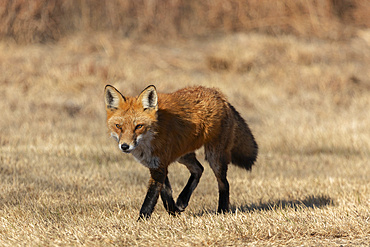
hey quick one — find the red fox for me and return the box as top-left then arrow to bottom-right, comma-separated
104,85 -> 258,219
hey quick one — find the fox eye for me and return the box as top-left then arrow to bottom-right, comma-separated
135,124 -> 144,130
116,124 -> 122,129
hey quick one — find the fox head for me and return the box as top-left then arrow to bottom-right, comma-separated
104,85 -> 158,153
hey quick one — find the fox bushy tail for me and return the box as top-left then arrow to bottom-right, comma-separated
229,103 -> 258,170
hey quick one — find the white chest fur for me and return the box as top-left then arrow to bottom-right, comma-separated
131,131 -> 160,169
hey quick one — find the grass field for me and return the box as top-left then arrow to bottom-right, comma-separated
0,30 -> 369,246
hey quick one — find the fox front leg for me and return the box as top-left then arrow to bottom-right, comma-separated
138,168 -> 166,220
160,176 -> 182,216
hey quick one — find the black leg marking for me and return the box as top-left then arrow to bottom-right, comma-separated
205,144 -> 231,214
138,168 -> 166,220
160,176 -> 181,216
176,153 -> 204,212
217,177 -> 230,213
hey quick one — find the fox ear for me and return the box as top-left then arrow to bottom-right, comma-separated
138,85 -> 158,110
104,85 -> 125,110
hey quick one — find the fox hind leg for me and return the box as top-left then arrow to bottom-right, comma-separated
176,152 -> 204,212
205,144 -> 231,213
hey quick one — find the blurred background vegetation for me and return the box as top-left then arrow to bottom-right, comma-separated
1,0 -> 369,43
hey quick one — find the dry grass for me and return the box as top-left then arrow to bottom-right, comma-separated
0,30 -> 369,246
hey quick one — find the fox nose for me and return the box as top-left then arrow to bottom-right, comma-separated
120,143 -> 130,151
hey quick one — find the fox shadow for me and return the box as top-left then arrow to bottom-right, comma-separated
192,194 -> 333,217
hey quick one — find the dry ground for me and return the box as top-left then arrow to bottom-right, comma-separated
0,31 -> 369,246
